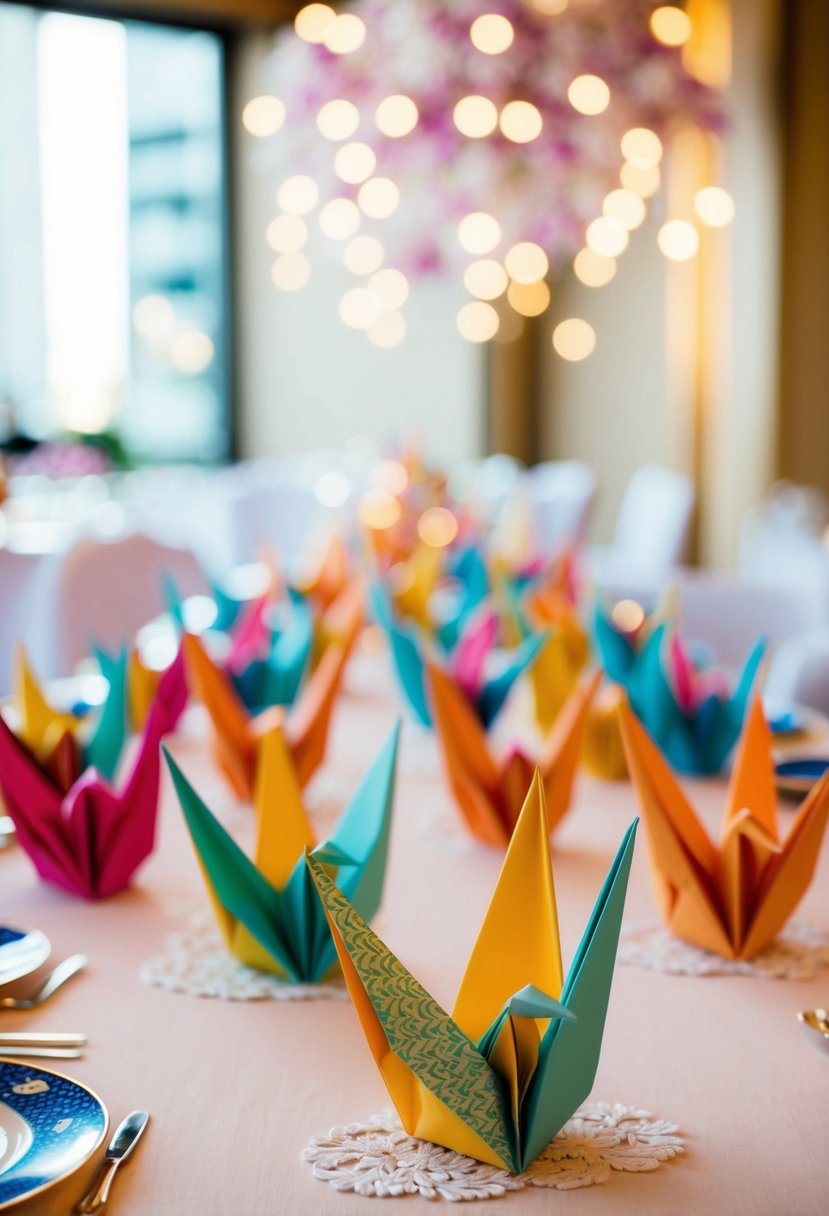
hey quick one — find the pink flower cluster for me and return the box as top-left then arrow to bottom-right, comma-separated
259,0 -> 724,277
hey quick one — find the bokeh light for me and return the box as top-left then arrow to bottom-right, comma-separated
316,98 -> 360,140
504,241 -> 549,284
277,175 -> 319,215
506,279 -> 550,316
315,470 -> 351,507
611,598 -> 646,632
373,460 -> 409,495
657,219 -> 700,260
602,188 -> 646,230
374,94 -> 418,137
367,310 -> 406,348
552,318 -> 596,360
171,330 -> 214,373
368,268 -> 410,309
133,294 -> 174,339
457,300 -> 500,342
620,127 -> 663,167
359,490 -> 402,530
463,259 -> 508,300
469,14 -> 514,55
418,506 -> 459,547
649,6 -> 693,47
586,217 -> 629,257
319,197 -> 361,239
294,4 -> 336,44
266,214 -> 308,253
621,161 -> 661,198
324,12 -> 366,54
453,95 -> 498,138
573,247 -> 617,287
242,96 -> 285,137
334,141 -> 376,184
343,234 -> 384,275
499,100 -> 543,143
530,0 -> 568,12
339,287 -> 381,329
357,177 -> 400,218
695,186 -> 735,227
457,212 -> 501,255
567,74 -> 610,116
271,252 -> 311,291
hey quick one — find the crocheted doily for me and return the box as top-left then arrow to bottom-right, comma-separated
303,1104 -> 684,1200
618,918 -> 829,980
140,910 -> 347,1002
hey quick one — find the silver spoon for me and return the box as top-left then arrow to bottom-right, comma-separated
0,953 -> 87,1010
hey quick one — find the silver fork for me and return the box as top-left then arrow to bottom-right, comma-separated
0,954 -> 87,1010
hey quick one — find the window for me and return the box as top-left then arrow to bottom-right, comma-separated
0,4 -> 229,462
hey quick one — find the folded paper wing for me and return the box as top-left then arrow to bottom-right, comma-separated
183,632 -> 348,799
428,662 -> 600,846
229,588 -> 314,713
164,722 -> 399,982
0,702 -> 164,899
620,698 -> 829,959
307,773 -> 636,1172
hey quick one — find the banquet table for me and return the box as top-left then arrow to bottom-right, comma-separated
2,651 -> 828,1215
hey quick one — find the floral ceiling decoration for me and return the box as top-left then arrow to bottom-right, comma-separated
244,1 -> 728,351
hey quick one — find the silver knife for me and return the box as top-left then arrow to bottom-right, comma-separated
76,1110 -> 150,1214
0,1032 -> 87,1047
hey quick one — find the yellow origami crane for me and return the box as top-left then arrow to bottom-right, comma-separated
307,772 -> 637,1172
620,698 -> 829,960
183,632 -> 348,801
427,662 -> 600,846
13,646 -> 82,761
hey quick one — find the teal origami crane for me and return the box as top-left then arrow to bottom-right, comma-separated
594,607 -> 765,774
371,583 -> 545,729
163,722 -> 399,983
307,771 -> 637,1172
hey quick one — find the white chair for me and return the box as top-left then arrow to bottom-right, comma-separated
765,628 -> 829,717
612,464 -> 695,569
527,460 -> 597,557
53,533 -> 207,672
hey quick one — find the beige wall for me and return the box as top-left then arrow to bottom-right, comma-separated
232,34 -> 486,466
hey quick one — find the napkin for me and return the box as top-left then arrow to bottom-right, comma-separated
183,633 -> 347,800
594,609 -> 764,774
428,663 -> 600,847
0,697 -> 166,899
307,772 -> 637,1172
165,723 -> 399,981
620,698 -> 829,959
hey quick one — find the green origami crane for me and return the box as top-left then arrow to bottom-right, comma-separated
163,721 -> 399,983
307,772 -> 637,1172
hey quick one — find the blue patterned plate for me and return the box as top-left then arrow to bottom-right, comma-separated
0,1061 -> 108,1210
0,928 -> 50,988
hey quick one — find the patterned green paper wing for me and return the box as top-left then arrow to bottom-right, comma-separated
306,853 -> 515,1169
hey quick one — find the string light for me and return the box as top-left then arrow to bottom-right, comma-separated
374,94 -> 418,137
499,101 -> 543,143
316,99 -> 360,140
334,141 -> 376,184
277,175 -> 319,214
573,247 -> 617,287
621,161 -> 661,198
695,186 -> 735,226
319,197 -> 361,239
620,128 -> 663,167
457,300 -> 500,342
367,310 -> 406,348
324,13 -> 366,54
552,318 -> 596,360
266,214 -> 308,253
418,506 -> 459,547
567,75 -> 610,116
457,212 -> 501,255
358,177 -> 400,218
373,460 -> 409,494
504,241 -> 549,284
463,259 -> 508,300
453,95 -> 498,139
602,188 -> 646,230
271,252 -> 311,291
506,279 -> 550,316
242,96 -> 285,137
657,219 -> 699,260
586,217 -> 629,257
469,14 -> 514,55
339,287 -> 381,329
359,490 -> 402,529
343,234 -> 384,275
294,4 -> 336,44
368,268 -> 410,309
649,6 -> 693,47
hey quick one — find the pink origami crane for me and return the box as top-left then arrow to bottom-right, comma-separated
0,700 -> 166,900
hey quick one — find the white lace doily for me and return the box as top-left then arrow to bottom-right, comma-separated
619,918 -> 829,979
303,1104 -> 684,1200
140,910 -> 348,1001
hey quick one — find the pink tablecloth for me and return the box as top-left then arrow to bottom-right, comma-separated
3,663 -> 828,1215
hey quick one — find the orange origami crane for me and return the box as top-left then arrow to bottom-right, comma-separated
296,533 -> 366,667
183,632 -> 348,801
620,698 -> 829,960
427,663 -> 600,847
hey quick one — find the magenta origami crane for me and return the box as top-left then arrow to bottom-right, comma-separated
0,698 -> 168,900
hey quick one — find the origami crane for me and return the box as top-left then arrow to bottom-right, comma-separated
164,723 -> 399,981
123,645 -> 189,735
427,663 -> 600,847
0,696 -> 167,900
225,587 -> 314,713
594,608 -> 765,774
14,645 -> 129,783
307,772 -> 637,1172
620,698 -> 829,959
371,584 -> 545,730
183,632 -> 348,800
